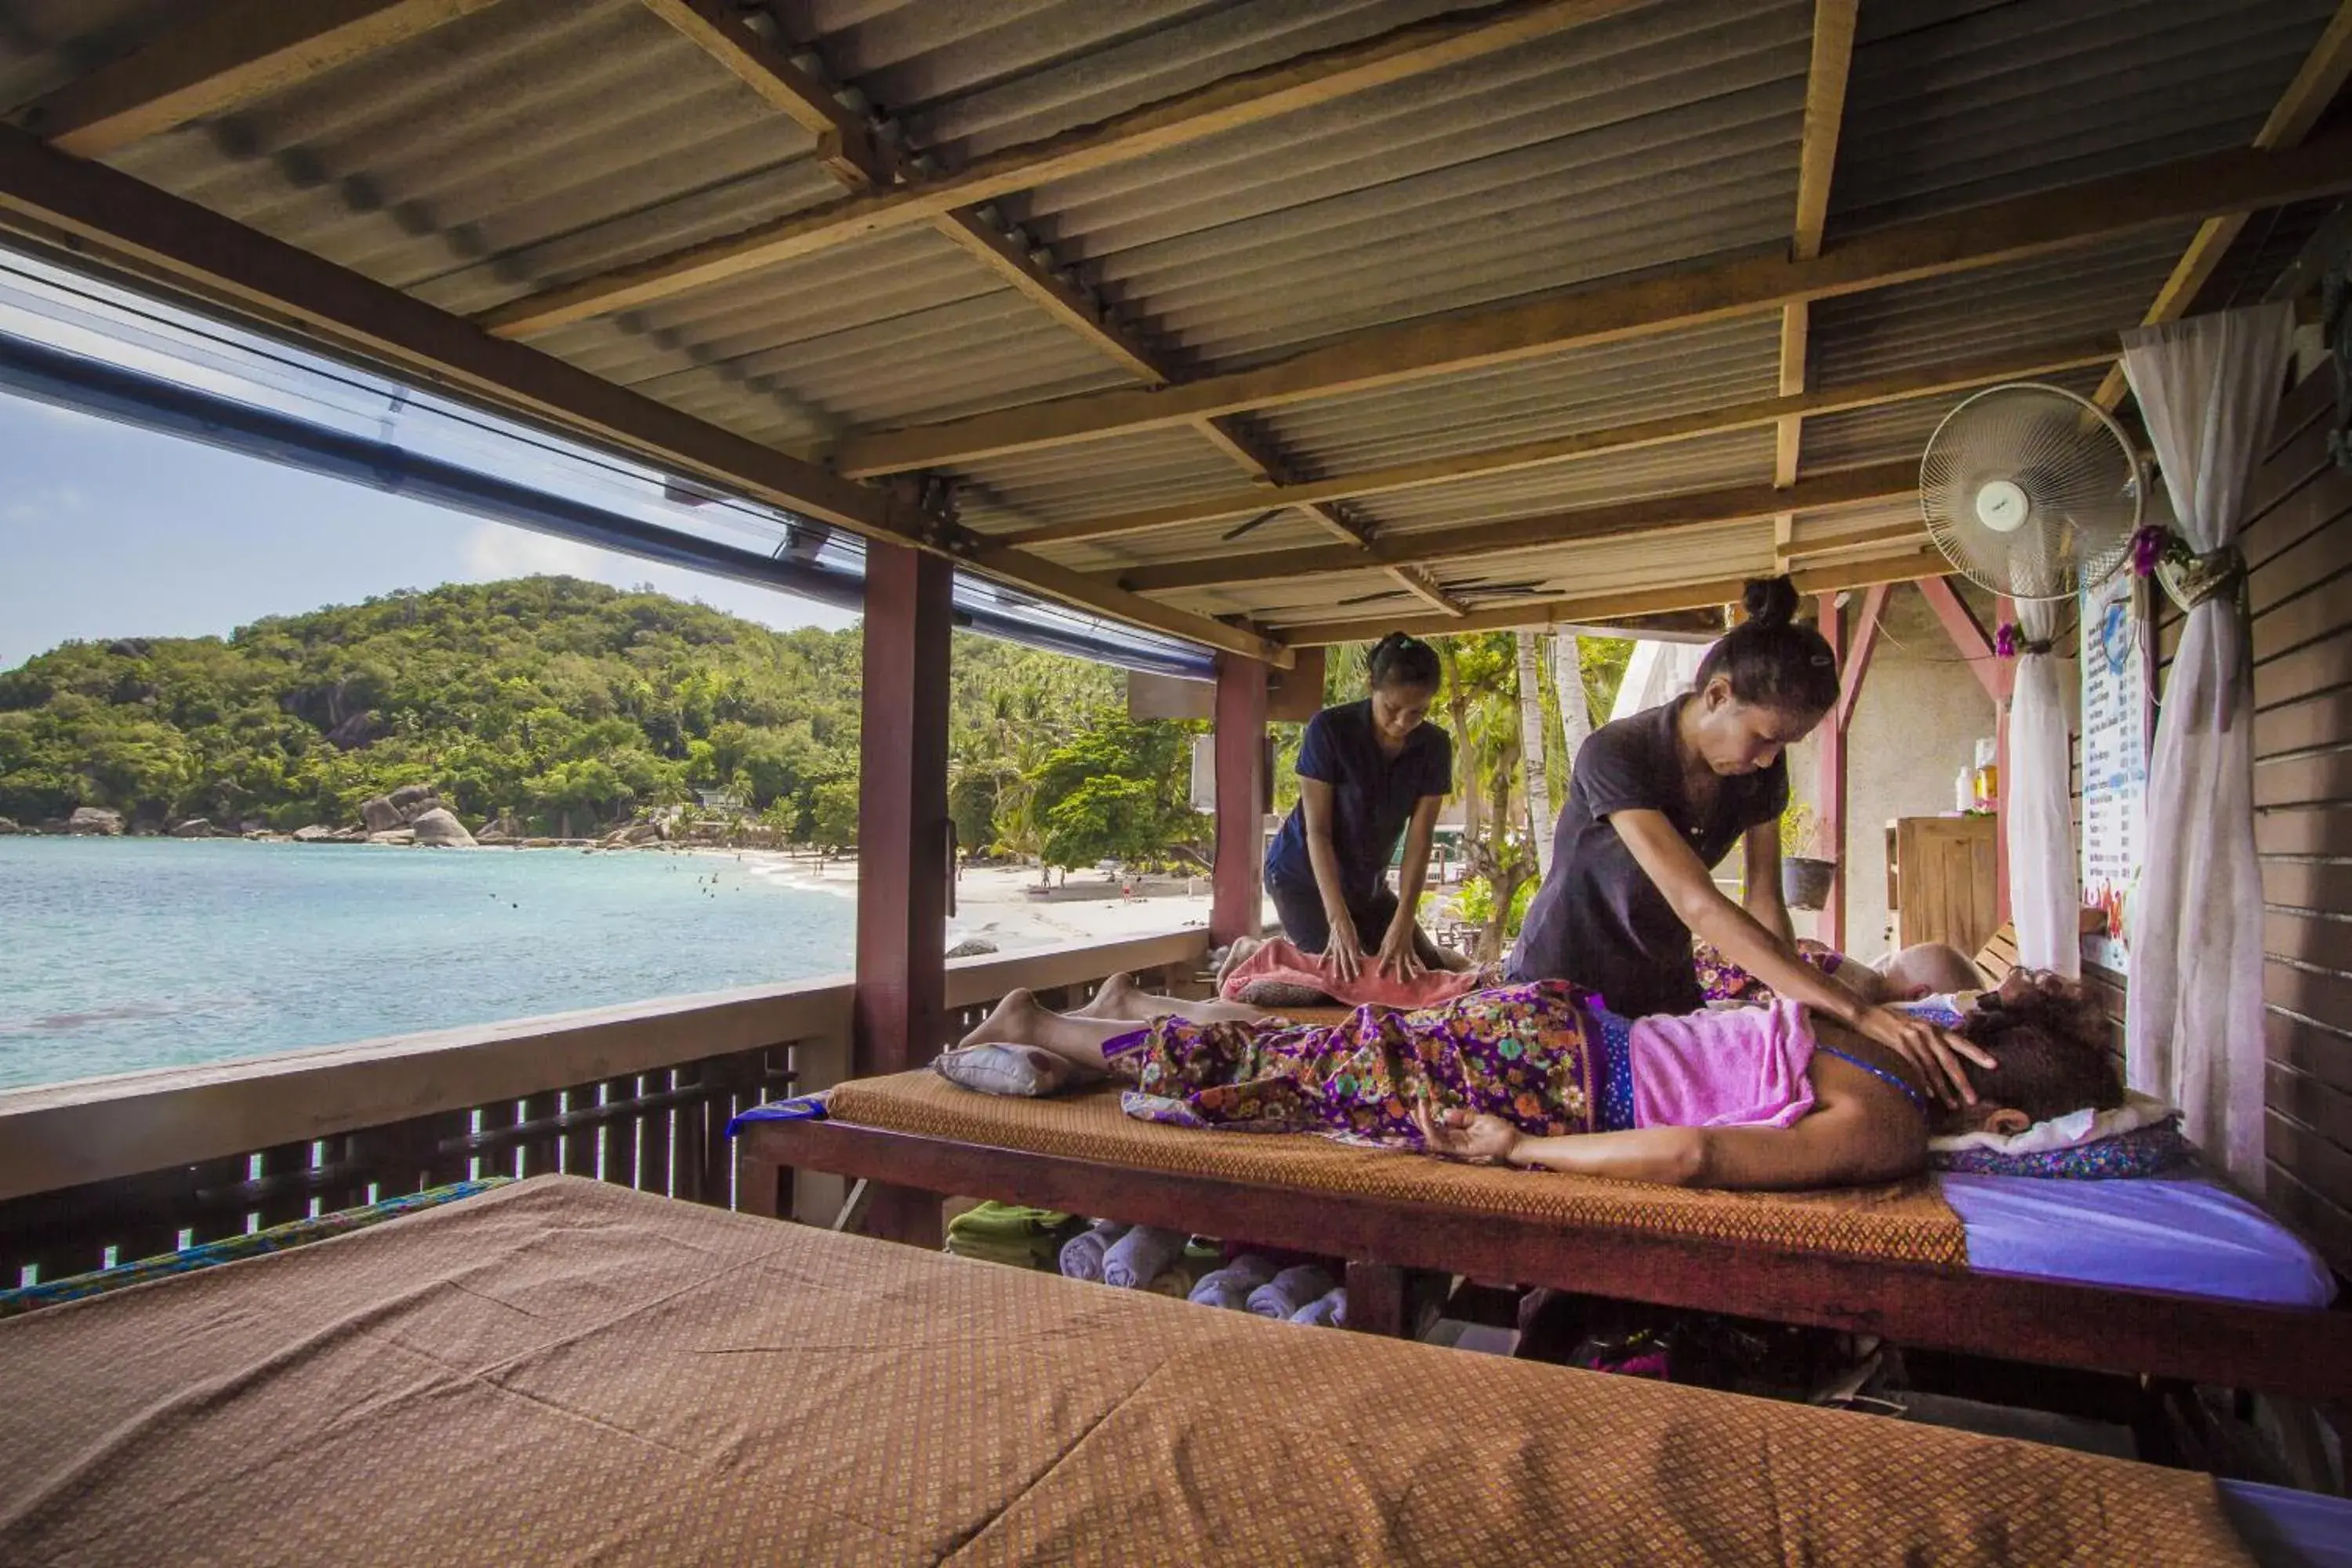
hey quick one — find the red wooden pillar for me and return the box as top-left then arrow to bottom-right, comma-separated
1210,653 -> 1269,949
1817,594 -> 1846,950
854,540 -> 952,1247
1818,584 -> 1889,953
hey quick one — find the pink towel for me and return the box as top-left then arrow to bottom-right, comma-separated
1629,999 -> 1819,1131
1219,938 -> 1485,1010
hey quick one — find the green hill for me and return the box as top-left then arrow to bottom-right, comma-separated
0,576 -> 1199,860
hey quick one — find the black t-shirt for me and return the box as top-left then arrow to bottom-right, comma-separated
1263,700 -> 1453,904
1506,697 -> 1788,1017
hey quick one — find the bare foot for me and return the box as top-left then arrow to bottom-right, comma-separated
1078,972 -> 1139,1018
1215,936 -> 1262,987
959,988 -> 1043,1050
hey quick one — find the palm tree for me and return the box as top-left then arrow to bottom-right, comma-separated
1515,631 -> 1555,876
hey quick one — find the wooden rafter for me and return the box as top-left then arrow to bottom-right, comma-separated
1776,0 -> 1859,493
1274,550 -> 1949,645
1187,416 -> 1372,546
640,0 -> 894,188
2093,0 -> 2352,408
1386,565 -> 1467,618
829,131 -> 2352,476
931,209 -> 1173,387
0,124 -> 1288,667
1087,461 -> 1915,596
477,0 -> 1646,337
989,338 -> 2115,550
6,0 -> 500,158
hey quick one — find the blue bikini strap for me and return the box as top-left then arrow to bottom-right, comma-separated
1814,1044 -> 1929,1111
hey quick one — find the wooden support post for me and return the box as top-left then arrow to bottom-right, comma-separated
1993,594 -> 2016,926
1211,654 -> 1270,949
1918,576 -> 2016,927
1817,593 -> 1846,949
854,542 -> 953,1247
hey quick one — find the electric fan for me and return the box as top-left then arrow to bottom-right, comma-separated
1918,383 -> 2143,601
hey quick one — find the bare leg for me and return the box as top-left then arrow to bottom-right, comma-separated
1085,972 -> 1269,1025
958,989 -> 1144,1074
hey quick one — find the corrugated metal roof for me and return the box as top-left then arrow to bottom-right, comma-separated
103,1 -> 844,307
1008,0 -> 1809,368
1254,314 -> 1784,477
1798,364 -> 2111,472
1353,426 -> 1778,533
1808,226 -> 2198,385
0,0 -> 2337,647
1832,0 -> 2340,234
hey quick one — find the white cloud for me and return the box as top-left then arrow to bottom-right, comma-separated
462,521 -> 611,579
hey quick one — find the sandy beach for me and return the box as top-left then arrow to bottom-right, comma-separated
683,849 -> 1232,953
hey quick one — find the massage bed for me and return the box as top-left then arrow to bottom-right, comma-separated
0,1173 -> 2335,1566
735,1072 -> 2349,1409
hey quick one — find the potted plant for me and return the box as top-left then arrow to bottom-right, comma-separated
1778,804 -> 1836,912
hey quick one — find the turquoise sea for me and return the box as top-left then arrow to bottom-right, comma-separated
0,837 -> 859,1091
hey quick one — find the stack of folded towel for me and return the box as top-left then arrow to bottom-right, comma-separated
1247,1265 -> 1336,1321
942,1202 -> 1078,1270
1183,1256 -> 1347,1327
1288,1287 -> 1347,1328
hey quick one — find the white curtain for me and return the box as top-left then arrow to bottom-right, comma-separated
2121,303 -> 2295,1192
2006,595 -> 2078,977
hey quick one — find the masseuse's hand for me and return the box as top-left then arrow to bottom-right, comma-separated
1855,1004 -> 1994,1108
1414,1105 -> 1519,1165
1374,922 -> 1425,982
1322,919 -> 1366,983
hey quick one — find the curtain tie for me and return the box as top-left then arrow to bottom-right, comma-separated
2133,526 -> 2246,611
1994,623 -> 2053,659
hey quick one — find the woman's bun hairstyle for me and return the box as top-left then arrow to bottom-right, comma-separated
1693,576 -> 1840,717
1740,575 -> 1800,630
1367,630 -> 1442,691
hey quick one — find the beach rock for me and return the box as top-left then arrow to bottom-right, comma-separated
945,938 -> 999,960
388,783 -> 437,818
408,807 -> 476,848
359,795 -> 404,833
0,817 -> 16,835
169,818 -> 213,838
367,828 -> 416,846
290,825 -> 336,843
66,807 -> 124,836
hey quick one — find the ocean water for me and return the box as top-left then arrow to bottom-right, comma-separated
0,837 -> 861,1090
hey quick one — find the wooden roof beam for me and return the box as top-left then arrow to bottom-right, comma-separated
932,209 -> 1173,387
989,338 -> 2115,550
5,0 -> 502,158
1776,0 -> 1860,493
640,0 -> 895,188
0,124 -> 1287,668
1386,565 -> 1468,618
830,131 -> 2352,477
477,0 -> 1646,338
2093,0 -> 2352,408
1187,415 -> 1373,547
1085,462 -> 1915,596
1274,550 -> 1950,645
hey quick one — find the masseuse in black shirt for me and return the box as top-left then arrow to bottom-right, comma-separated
1508,578 -> 1989,1105
1263,633 -> 1457,982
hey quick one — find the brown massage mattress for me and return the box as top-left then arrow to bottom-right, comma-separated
0,1176 -> 2247,1564
827,1071 -> 1968,1266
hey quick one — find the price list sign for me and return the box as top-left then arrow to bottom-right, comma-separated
2078,569 -> 2148,973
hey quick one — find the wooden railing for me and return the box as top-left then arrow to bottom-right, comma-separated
0,929 -> 1208,1285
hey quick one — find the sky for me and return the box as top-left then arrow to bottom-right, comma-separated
0,394 -> 861,671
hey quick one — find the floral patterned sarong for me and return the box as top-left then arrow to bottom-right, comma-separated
1112,982 -> 1633,1149
1693,938 -> 1846,1004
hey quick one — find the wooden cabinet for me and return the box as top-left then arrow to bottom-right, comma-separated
1885,815 -> 1998,955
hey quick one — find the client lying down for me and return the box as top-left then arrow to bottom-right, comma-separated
955,970 -> 2121,1191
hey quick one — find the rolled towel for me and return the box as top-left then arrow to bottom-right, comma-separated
1247,1264 -> 1336,1320
1186,1254 -> 1275,1311
1288,1287 -> 1347,1328
1058,1219 -> 1128,1283
1141,1269 -> 1192,1300
1101,1224 -> 1186,1290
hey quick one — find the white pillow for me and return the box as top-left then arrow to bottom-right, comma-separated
1928,1090 -> 2176,1156
931,1044 -> 1093,1097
